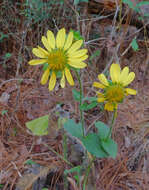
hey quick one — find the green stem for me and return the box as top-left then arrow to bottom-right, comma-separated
63,133 -> 68,190
106,109 -> 117,140
83,156 -> 96,190
75,70 -> 85,137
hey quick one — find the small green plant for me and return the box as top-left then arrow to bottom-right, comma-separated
1,110 -> 8,116
131,37 -> 139,51
122,0 -> 149,20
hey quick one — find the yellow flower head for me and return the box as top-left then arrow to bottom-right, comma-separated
93,63 -> 137,111
28,28 -> 88,91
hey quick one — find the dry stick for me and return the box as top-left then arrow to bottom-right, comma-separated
0,78 -> 34,89
14,25 -> 29,113
119,8 -> 133,54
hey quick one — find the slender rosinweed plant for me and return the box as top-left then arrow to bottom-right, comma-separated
26,28 -> 137,189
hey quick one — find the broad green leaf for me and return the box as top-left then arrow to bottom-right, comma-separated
80,102 -> 88,110
64,119 -> 83,139
95,121 -> 110,140
26,115 -> 49,136
80,101 -> 98,111
72,89 -> 81,102
82,133 -> 108,158
131,37 -> 139,51
101,138 -> 117,158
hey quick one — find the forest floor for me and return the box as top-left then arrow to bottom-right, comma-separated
0,0 -> 149,190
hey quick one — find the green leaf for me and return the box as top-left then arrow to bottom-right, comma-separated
74,0 -> 88,4
95,121 -> 110,140
80,0 -> 88,2
26,115 -> 49,136
80,101 -> 98,111
101,138 -> 117,158
64,119 -> 83,139
0,184 -> 4,188
72,89 -> 81,102
42,63 -> 49,71
136,1 -> 149,7
25,159 -> 37,165
122,0 -> 140,12
74,0 -> 80,5
83,97 -> 97,101
64,165 -> 82,175
1,110 -> 8,116
82,133 -> 108,158
70,30 -> 84,40
4,53 -> 12,59
131,37 -> 139,51
56,71 -> 62,78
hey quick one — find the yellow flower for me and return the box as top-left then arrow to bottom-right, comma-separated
93,63 -> 137,111
29,28 -> 88,91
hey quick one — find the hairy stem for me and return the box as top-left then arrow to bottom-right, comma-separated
75,70 -> 85,137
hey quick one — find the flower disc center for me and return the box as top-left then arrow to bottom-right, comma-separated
105,84 -> 124,103
47,49 -> 67,71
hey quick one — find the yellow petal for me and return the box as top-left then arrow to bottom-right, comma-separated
60,71 -> 65,88
47,30 -> 55,49
28,59 -> 47,65
125,88 -> 137,95
110,63 -> 121,83
42,36 -> 51,52
49,72 -> 56,91
122,72 -> 135,86
119,66 -> 129,83
68,61 -> 87,68
56,28 -> 66,48
93,82 -> 105,89
69,55 -> 88,63
67,40 -> 83,54
69,49 -> 88,58
97,97 -> 105,103
37,46 -> 49,56
98,74 -> 109,86
104,102 -> 115,111
63,31 -> 73,50
32,48 -> 47,58
97,92 -> 104,97
64,68 -> 74,86
41,68 -> 50,85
